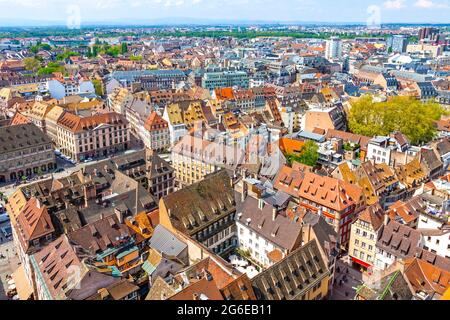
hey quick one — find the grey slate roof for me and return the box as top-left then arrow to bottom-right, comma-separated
149,224 -> 187,257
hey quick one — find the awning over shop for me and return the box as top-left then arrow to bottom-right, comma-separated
11,265 -> 33,300
351,256 -> 371,269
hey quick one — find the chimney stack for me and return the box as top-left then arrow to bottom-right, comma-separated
241,181 -> 248,202
115,208 -> 124,224
272,206 -> 277,221
258,199 -> 264,210
383,213 -> 390,226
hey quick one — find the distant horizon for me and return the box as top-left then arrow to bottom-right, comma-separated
0,18 -> 449,29
0,0 -> 450,27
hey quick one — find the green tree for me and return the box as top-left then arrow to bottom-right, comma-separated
23,57 -> 41,73
121,42 -> 128,54
56,51 -> 79,61
286,141 -> 319,167
92,79 -> 104,96
349,95 -> 447,145
37,62 -> 65,75
130,55 -> 142,61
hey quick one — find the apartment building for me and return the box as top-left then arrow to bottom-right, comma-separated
45,78 -> 95,100
236,194 -> 303,268
146,149 -> 175,200
0,123 -> 56,183
251,239 -> 330,300
171,134 -> 245,187
297,172 -> 366,248
55,112 -> 130,162
10,198 -> 56,294
202,70 -> 249,90
110,70 -> 187,90
159,170 -> 237,255
367,136 -> 402,165
23,101 -> 53,133
349,203 -> 385,270
142,111 -> 170,152
44,105 -> 65,143
303,105 -> 347,132
374,219 -> 422,270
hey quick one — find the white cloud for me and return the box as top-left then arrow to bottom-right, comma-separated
383,0 -> 407,9
414,0 -> 449,8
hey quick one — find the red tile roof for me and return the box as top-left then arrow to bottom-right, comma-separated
144,111 -> 168,131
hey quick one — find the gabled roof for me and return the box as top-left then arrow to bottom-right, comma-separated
0,123 -> 52,153
144,111 -> 168,131
404,258 -> 450,297
387,196 -> 425,225
358,203 -> 385,231
32,235 -> 84,299
251,240 -> 329,300
220,274 -> 256,300
273,165 -> 306,197
298,172 -> 363,212
162,170 -> 235,236
376,220 -> 421,259
237,197 -> 302,251
169,278 -> 223,300
68,215 -> 130,255
17,198 -> 54,245
57,112 -> 127,133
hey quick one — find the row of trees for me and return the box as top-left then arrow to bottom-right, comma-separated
348,95 -> 447,145
87,42 -> 128,58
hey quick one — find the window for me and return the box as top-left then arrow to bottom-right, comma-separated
361,242 -> 366,249
355,239 -> 359,246
356,228 -> 360,235
353,249 -> 358,256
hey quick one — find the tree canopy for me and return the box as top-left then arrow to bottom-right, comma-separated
37,62 -> 65,75
92,79 -> 104,96
286,140 -> 319,167
29,43 -> 51,53
56,51 -> 79,61
348,95 -> 447,146
23,57 -> 41,73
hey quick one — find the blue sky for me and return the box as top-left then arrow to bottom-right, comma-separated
0,0 -> 449,24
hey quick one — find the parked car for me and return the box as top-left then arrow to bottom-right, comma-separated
1,226 -> 12,238
0,213 -> 9,223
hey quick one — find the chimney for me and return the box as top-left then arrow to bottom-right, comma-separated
192,293 -> 199,300
258,199 -> 264,210
272,206 -> 277,221
241,181 -> 248,202
36,199 -> 41,209
383,213 -> 389,226
168,208 -> 172,218
97,288 -> 110,300
115,208 -> 124,224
